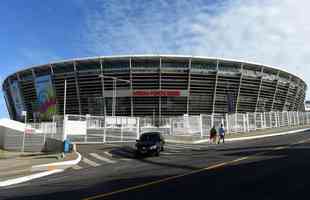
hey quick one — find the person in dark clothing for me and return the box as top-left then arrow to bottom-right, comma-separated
209,126 -> 217,144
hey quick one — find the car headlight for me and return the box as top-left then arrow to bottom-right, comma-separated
150,145 -> 157,150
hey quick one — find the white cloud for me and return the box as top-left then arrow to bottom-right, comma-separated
84,0 -> 310,98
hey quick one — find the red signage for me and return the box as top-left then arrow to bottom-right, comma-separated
133,90 -> 181,97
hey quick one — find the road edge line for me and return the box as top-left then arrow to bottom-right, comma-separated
0,169 -> 64,187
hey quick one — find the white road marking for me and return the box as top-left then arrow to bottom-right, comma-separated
90,153 -> 116,164
83,157 -> 101,167
0,169 -> 64,187
72,165 -> 83,170
104,151 -> 113,157
161,152 -> 174,155
273,146 -> 287,150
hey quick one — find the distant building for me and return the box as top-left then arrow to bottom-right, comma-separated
2,55 -> 307,121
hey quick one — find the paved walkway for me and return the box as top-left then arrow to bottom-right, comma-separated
0,151 -> 78,182
225,125 -> 310,139
165,125 -> 310,143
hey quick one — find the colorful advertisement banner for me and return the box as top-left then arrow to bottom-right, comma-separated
35,75 -> 57,120
9,81 -> 24,120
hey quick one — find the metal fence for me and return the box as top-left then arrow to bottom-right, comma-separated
5,111 -> 310,151
140,111 -> 310,138
62,115 -> 140,143
0,120 -> 62,152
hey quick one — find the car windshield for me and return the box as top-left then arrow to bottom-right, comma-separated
140,133 -> 160,141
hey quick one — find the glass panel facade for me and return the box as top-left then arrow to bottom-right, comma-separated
77,61 -> 100,71
132,60 -> 159,68
162,60 -> 188,68
103,60 -> 129,69
191,60 -> 217,70
218,62 -> 240,72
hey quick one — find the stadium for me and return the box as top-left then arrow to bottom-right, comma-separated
2,55 -> 307,122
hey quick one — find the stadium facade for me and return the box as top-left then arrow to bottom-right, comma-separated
2,55 -> 307,122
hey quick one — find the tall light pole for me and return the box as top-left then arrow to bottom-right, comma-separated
63,79 -> 67,141
99,73 -> 107,117
98,74 -> 130,117
112,78 -> 116,117
21,110 -> 27,153
64,79 -> 67,116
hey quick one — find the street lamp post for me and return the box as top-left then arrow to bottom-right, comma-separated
112,78 -> 116,117
98,74 -> 131,117
21,110 -> 27,153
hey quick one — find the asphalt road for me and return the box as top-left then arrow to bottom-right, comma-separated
1,130 -> 310,200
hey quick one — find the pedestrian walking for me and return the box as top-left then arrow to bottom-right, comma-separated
209,126 -> 217,144
218,124 -> 225,144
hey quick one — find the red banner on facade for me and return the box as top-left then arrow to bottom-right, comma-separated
133,90 -> 181,97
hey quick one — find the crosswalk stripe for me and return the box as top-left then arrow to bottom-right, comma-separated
161,152 -> 175,155
89,153 -> 116,164
103,151 -> 113,157
83,157 -> 101,167
72,165 -> 83,170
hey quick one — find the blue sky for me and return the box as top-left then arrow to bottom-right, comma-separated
0,0 -> 309,118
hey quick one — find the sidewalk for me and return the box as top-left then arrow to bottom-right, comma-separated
0,151 -> 81,187
165,125 -> 310,144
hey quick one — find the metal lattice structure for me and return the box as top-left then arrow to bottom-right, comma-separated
2,55 -> 307,122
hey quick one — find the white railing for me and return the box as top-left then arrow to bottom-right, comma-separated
63,115 -> 140,143
22,111 -> 310,147
140,111 -> 310,138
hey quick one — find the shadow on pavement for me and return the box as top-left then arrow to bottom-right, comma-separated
3,143 -> 310,200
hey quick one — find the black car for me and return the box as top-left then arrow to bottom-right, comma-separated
135,132 -> 165,156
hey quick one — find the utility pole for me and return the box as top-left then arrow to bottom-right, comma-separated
98,74 -> 130,117
64,79 -> 67,116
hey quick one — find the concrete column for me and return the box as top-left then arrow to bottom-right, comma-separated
212,60 -> 219,114
255,67 -> 264,112
235,63 -> 243,113
73,62 -> 82,115
186,58 -> 192,115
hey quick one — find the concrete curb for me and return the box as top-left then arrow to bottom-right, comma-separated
31,152 -> 82,172
0,152 -> 81,187
166,128 -> 310,144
